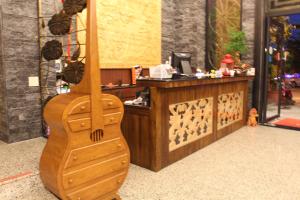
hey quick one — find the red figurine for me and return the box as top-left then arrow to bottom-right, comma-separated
220,54 -> 234,76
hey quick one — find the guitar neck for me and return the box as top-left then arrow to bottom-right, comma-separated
71,0 -> 104,130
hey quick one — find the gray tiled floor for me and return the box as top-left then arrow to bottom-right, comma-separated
1,126 -> 300,200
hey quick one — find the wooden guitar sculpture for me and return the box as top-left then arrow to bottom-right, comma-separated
40,0 -> 130,199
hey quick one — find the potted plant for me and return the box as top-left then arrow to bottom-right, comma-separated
224,30 -> 248,66
224,30 -> 250,75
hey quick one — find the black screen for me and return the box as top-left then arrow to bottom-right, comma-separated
171,52 -> 192,74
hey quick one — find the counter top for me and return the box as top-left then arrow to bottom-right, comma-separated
137,76 -> 254,88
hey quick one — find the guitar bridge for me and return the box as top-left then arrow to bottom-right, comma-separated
90,129 -> 104,142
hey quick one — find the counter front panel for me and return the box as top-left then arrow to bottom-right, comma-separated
122,76 -> 253,171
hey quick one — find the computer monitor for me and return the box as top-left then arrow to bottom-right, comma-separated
171,52 -> 193,75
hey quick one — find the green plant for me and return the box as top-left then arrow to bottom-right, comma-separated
225,30 -> 248,55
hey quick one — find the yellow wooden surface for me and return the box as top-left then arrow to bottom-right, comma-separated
77,0 -> 162,68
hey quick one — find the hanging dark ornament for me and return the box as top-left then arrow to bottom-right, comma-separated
63,0 -> 87,16
71,43 -> 81,61
62,61 -> 84,84
41,40 -> 63,61
48,12 -> 71,35
41,18 -> 46,29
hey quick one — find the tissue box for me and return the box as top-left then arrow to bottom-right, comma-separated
149,64 -> 173,79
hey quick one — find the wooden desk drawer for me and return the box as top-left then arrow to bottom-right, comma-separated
67,112 -> 122,132
68,101 -> 90,115
103,113 -> 122,126
68,118 -> 91,132
63,154 -> 128,189
67,98 -> 120,117
102,98 -> 121,110
65,138 -> 126,169
66,172 -> 126,200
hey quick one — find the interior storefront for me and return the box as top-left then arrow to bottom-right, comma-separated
1,0 -> 300,199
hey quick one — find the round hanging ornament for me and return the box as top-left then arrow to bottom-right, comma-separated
62,61 -> 84,84
63,0 -> 87,16
48,12 -> 71,35
41,40 -> 63,61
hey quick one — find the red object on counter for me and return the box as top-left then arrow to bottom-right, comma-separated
222,54 -> 234,64
220,54 -> 234,73
131,68 -> 136,85
223,69 -> 231,76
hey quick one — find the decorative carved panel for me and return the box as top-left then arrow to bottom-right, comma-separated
169,98 -> 213,152
218,91 -> 244,130
206,0 -> 241,69
269,0 -> 300,11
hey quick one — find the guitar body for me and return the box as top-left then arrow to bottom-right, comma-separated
40,93 -> 129,200
40,1 -> 130,199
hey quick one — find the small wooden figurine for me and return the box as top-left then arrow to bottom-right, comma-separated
247,108 -> 258,127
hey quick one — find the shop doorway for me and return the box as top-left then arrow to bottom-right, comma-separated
263,14 -> 300,130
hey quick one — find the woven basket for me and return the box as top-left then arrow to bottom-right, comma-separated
41,40 -> 63,61
62,61 -> 85,84
48,12 -> 71,35
63,0 -> 87,16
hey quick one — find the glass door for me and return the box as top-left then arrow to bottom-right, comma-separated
263,16 -> 285,122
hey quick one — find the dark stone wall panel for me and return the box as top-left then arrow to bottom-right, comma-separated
242,0 -> 256,107
162,0 -> 176,63
1,0 -> 38,18
242,0 -> 255,66
4,60 -> 39,94
0,4 -> 8,141
0,0 -> 41,143
174,0 -> 206,69
2,14 -> 39,43
2,40 -> 39,62
6,105 -> 42,143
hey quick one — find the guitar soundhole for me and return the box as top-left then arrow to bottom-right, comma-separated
90,129 -> 104,142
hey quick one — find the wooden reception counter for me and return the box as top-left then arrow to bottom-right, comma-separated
121,76 -> 254,171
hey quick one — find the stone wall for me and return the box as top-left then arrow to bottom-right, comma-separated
0,3 -> 8,142
161,0 -> 176,63
161,0 -> 206,68
0,1 -> 42,143
174,0 -> 206,69
242,0 -> 256,108
0,0 -> 75,143
242,0 -> 255,66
